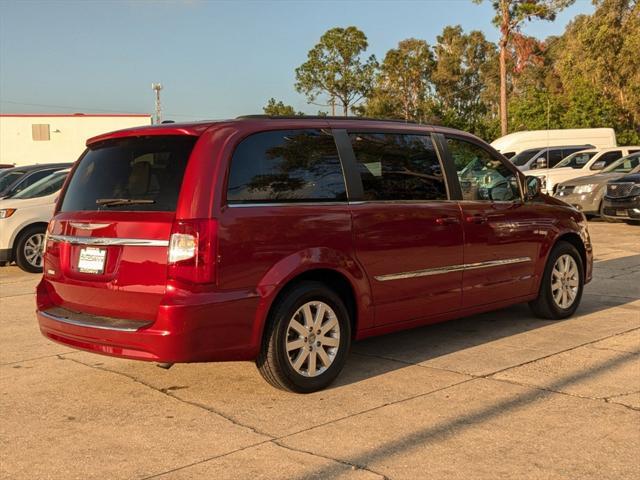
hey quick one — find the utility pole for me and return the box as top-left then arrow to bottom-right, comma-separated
151,83 -> 163,124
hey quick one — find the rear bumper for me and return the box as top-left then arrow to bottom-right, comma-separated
36,280 -> 263,363
602,196 -> 640,221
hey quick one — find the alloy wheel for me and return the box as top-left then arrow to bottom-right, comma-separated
285,301 -> 341,377
24,233 -> 45,268
551,254 -> 579,309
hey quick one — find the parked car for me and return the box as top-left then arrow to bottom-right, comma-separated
510,145 -> 593,171
602,171 -> 640,225
0,169 -> 69,272
554,153 -> 640,218
491,128 -> 616,158
0,163 -> 73,199
0,163 -> 15,169
528,146 -> 640,195
36,117 -> 593,393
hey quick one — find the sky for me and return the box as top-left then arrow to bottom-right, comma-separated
0,0 -> 595,120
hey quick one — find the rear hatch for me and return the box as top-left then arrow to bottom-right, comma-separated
42,135 -> 198,321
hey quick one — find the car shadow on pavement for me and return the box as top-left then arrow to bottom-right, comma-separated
288,348 -> 638,480
335,254 -> 640,389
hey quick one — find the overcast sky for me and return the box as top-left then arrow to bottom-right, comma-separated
0,0 -> 594,120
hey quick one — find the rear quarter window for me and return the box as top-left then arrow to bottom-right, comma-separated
227,129 -> 346,204
60,136 -> 196,212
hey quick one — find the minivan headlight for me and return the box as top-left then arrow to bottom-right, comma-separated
0,208 -> 16,219
574,184 -> 596,194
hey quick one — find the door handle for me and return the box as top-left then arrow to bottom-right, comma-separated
435,216 -> 460,225
465,214 -> 487,224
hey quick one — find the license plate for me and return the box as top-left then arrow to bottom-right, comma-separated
616,209 -> 628,217
78,247 -> 106,274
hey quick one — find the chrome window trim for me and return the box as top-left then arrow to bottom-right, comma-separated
227,200 -> 462,208
374,257 -> 532,282
227,201 -> 350,208
48,234 -> 168,247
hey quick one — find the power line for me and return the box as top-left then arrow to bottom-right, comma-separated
0,99 -> 210,119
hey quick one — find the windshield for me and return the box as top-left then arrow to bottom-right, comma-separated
602,153 -> 640,174
0,170 -> 26,192
61,136 -> 196,212
511,149 -> 541,167
12,170 -> 68,199
555,151 -> 597,169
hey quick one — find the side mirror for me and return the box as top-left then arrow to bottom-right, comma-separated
536,158 -> 548,169
591,161 -> 606,171
525,176 -> 542,200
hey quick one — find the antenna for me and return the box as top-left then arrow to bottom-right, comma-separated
151,83 -> 163,124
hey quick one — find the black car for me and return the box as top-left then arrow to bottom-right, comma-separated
0,163 -> 73,199
602,171 -> 640,225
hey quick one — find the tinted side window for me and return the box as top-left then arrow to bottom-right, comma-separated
348,133 -> 446,201
592,151 -> 623,169
447,137 -> 520,202
227,129 -> 346,203
19,169 -> 55,190
546,150 -> 565,168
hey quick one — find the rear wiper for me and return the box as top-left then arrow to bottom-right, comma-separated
96,198 -> 156,207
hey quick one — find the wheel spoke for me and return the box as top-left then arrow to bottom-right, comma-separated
313,303 -> 326,330
322,336 -> 339,348
567,278 -> 579,288
307,350 -> 317,376
301,304 -> 314,328
289,319 -> 308,337
551,280 -> 562,291
320,316 -> 338,336
316,345 -> 331,366
292,348 -> 310,371
286,338 -> 305,352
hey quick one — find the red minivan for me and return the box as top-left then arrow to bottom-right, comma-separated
37,117 -> 593,392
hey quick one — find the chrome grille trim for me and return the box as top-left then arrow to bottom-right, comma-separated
374,257 -> 532,282
48,234 -> 168,247
606,182 -> 636,198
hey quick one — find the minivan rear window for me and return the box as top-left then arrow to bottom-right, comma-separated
60,136 -> 196,212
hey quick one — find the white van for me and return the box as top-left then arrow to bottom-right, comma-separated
491,128 -> 617,158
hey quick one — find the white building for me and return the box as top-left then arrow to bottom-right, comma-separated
0,113 -> 152,166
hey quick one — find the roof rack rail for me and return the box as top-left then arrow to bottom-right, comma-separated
236,114 -> 417,124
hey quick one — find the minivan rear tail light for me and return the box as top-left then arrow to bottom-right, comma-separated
167,219 -> 218,284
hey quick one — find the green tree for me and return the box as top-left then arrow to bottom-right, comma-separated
474,0 -> 575,136
295,26 -> 378,116
554,0 -> 639,143
366,38 -> 435,122
431,26 -> 499,139
263,98 -> 303,116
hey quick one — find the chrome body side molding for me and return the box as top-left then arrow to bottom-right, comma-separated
48,234 -> 169,247
374,257 -> 532,282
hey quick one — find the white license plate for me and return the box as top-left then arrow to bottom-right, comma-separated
78,247 -> 106,274
616,209 -> 628,217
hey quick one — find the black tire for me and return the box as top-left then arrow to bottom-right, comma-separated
256,281 -> 351,393
529,241 -> 584,320
15,225 -> 46,273
624,220 -> 640,226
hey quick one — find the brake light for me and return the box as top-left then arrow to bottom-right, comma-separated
43,220 -> 56,256
167,219 -> 218,284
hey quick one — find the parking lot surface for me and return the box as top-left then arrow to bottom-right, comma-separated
1,222 -> 639,480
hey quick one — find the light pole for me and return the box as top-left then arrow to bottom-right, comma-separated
151,83 -> 163,124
